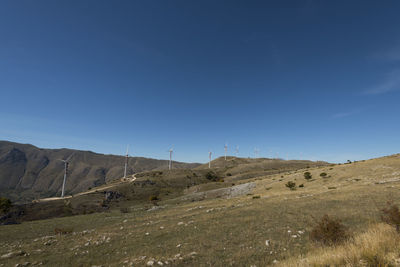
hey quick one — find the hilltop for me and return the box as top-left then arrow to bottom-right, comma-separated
0,141 -> 200,203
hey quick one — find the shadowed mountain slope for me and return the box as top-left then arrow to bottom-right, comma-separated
0,141 -> 200,203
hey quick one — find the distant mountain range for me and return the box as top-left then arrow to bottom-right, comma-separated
0,141 -> 200,203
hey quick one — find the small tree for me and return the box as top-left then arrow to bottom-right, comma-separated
0,197 -> 12,213
304,172 -> 312,180
381,201 -> 400,232
285,181 -> 296,190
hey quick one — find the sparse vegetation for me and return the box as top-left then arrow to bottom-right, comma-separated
205,171 -> 218,181
119,207 -> 130,213
149,195 -> 159,201
381,201 -> 400,232
299,184 -> 304,188
0,197 -> 12,213
310,215 -> 350,246
304,172 -> 312,180
285,181 -> 296,190
320,172 -> 327,177
54,227 -> 73,235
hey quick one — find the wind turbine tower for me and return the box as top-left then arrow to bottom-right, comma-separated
124,145 -> 129,178
224,143 -> 228,160
169,147 -> 173,170
209,151 -> 212,169
59,153 -> 74,198
254,148 -> 259,158
235,146 -> 239,157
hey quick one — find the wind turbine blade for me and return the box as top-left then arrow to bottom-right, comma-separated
66,153 -> 75,162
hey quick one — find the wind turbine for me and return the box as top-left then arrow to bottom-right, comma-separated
168,146 -> 173,170
59,153 -> 74,198
254,147 -> 259,158
208,151 -> 212,169
224,143 -> 228,160
235,146 -> 239,157
124,145 -> 129,178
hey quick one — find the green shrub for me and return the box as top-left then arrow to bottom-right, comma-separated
381,201 -> 400,232
149,195 -> 159,201
304,172 -> 312,180
299,184 -> 304,188
252,195 -> 260,199
285,181 -> 296,190
205,171 -> 218,181
310,215 -> 350,245
120,207 -> 130,213
320,172 -> 327,178
0,197 -> 12,213
54,227 -> 73,235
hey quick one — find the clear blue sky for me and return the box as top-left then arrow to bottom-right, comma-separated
1,1 -> 400,163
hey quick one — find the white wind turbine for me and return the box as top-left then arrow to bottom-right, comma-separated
254,147 -> 260,158
208,151 -> 212,169
224,143 -> 228,160
168,146 -> 173,170
235,146 -> 239,157
59,153 -> 74,198
124,145 -> 129,178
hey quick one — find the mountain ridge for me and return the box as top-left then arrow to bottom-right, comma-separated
0,140 -> 200,203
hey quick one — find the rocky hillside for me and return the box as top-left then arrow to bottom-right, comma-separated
0,141 -> 200,203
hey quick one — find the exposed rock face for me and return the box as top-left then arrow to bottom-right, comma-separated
0,141 -> 200,202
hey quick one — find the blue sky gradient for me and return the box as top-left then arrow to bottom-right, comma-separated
1,1 -> 400,163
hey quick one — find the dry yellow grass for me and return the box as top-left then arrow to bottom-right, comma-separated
280,223 -> 400,267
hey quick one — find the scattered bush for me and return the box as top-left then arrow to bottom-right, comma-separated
320,172 -> 327,178
226,173 -> 232,176
252,195 -> 260,199
285,181 -> 296,190
54,227 -> 73,235
310,215 -> 350,245
0,197 -> 12,213
299,184 -> 304,188
205,171 -> 218,181
119,207 -> 130,213
149,195 -> 159,201
304,172 -> 312,180
381,201 -> 400,232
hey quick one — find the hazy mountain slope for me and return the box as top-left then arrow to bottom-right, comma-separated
0,141 -> 200,202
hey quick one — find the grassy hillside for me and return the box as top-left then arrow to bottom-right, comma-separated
0,141 -> 200,203
1,154 -> 400,266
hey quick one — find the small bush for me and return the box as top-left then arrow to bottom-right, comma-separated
381,201 -> 400,232
54,227 -> 73,235
299,184 -> 304,188
226,173 -> 232,176
304,172 -> 312,180
149,195 -> 159,201
320,172 -> 327,178
252,195 -> 260,199
285,181 -> 296,190
310,215 -> 350,245
0,197 -> 12,213
205,171 -> 218,181
120,207 -> 130,213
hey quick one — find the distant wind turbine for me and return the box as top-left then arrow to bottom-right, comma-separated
254,148 -> 260,158
235,146 -> 239,157
224,143 -> 228,160
124,145 -> 129,178
209,151 -> 212,169
168,146 -> 173,170
59,153 -> 74,198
